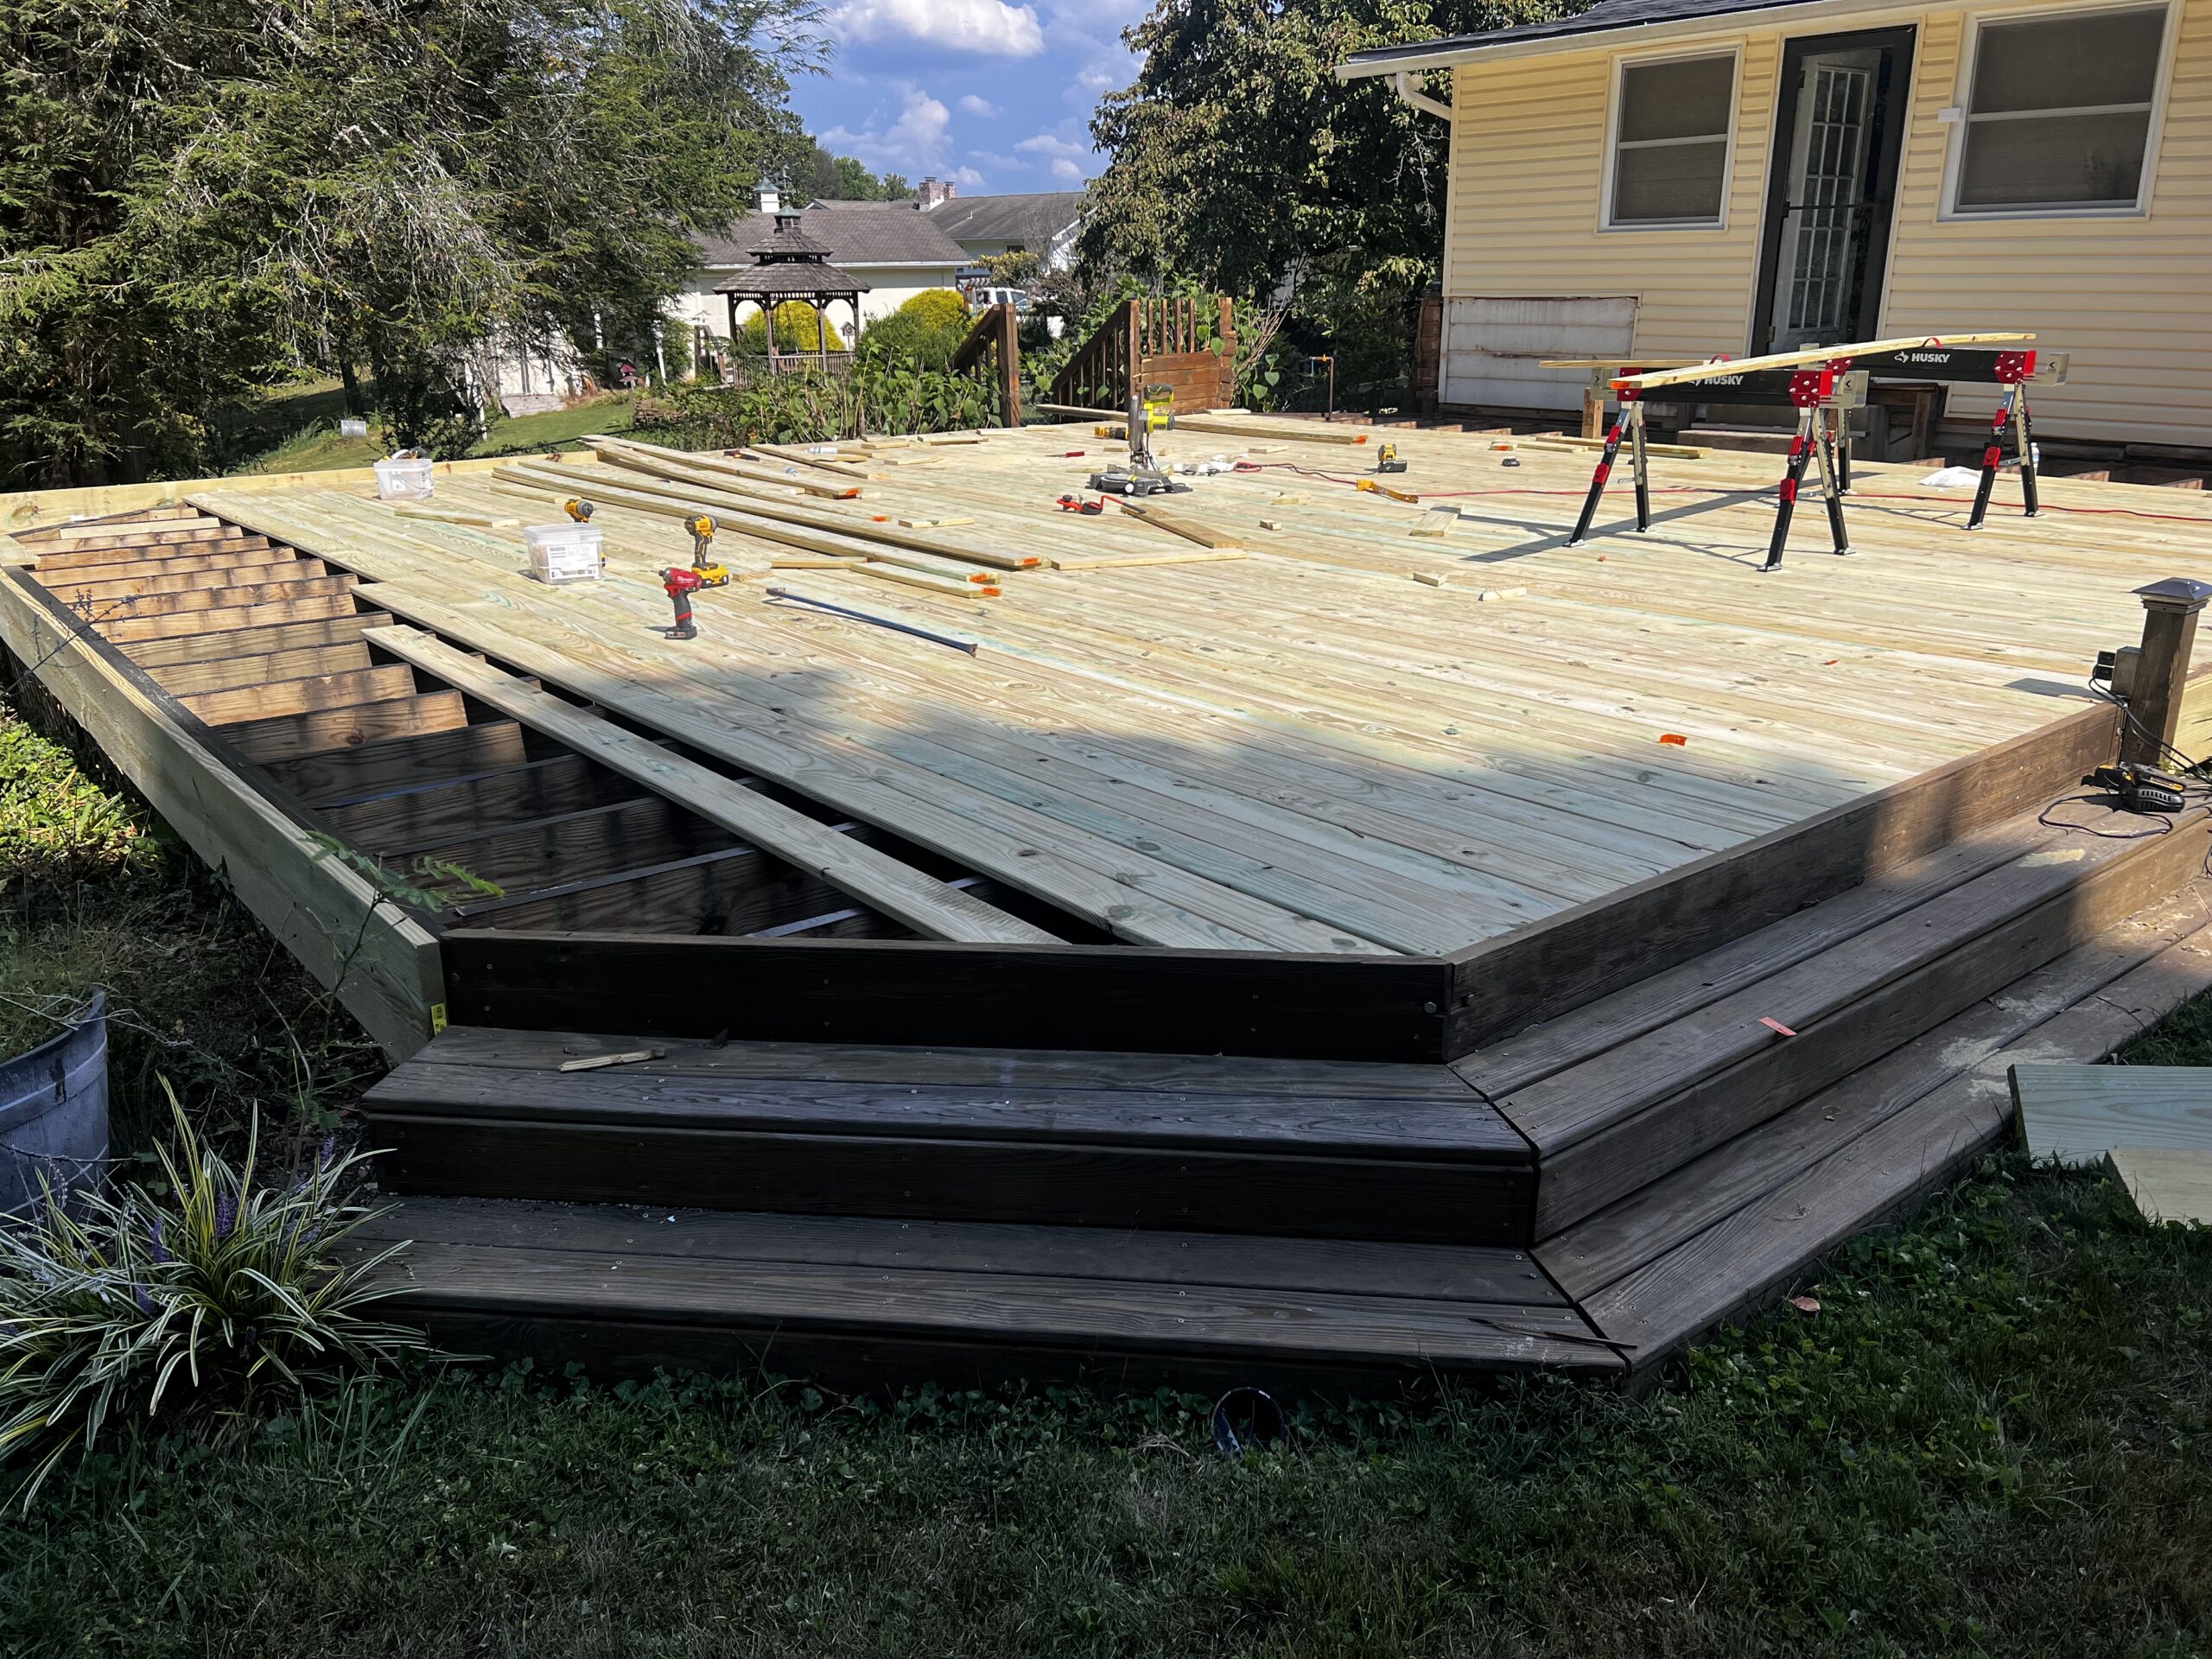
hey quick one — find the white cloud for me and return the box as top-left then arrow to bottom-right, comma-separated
1015,131 -> 1088,160
958,94 -> 1000,117
1049,157 -> 1083,181
818,86 -> 956,174
951,165 -> 987,187
830,0 -> 1045,56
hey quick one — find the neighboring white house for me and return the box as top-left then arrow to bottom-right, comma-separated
914,181 -> 1087,272
675,183 -> 969,340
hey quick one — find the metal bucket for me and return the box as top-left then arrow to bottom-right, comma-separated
0,992 -> 109,1217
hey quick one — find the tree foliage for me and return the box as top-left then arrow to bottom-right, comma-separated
1080,0 -> 1576,404
0,0 -> 823,484
788,143 -> 916,202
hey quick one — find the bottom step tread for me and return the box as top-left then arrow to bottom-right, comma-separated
357,1199 -> 1622,1390
1546,880 -> 2212,1373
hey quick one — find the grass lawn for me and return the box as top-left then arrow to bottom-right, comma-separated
2,696 -> 2209,1656
227,378 -> 638,477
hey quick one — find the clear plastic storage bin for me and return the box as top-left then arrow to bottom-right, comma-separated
372,455 -> 435,500
524,523 -> 605,584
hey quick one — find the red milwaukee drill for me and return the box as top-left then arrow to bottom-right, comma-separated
661,565 -> 703,639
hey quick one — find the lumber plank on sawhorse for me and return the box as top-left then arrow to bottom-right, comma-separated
369,626 -> 1061,946
2009,1063 -> 2212,1166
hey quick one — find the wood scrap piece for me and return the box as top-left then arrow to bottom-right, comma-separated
391,505 -> 521,529
1259,518 -> 1285,531
592,434 -> 862,500
853,562 -> 1000,600
1046,549 -> 1247,571
1478,587 -> 1527,601
897,516 -> 974,530
2011,1063 -> 2212,1166
1171,414 -> 1373,446
2106,1147 -> 2212,1223
558,1048 -> 664,1072
1116,499 -> 1243,550
1412,571 -> 1448,586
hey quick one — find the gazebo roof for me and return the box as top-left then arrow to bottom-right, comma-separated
713,260 -> 871,298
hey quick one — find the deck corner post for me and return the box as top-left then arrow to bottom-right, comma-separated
2122,577 -> 2212,767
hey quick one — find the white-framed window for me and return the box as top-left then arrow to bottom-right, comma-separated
1605,49 -> 1741,228
1948,1 -> 2174,216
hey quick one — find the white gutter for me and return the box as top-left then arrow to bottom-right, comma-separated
1391,69 -> 1454,122
1337,0 -> 1925,79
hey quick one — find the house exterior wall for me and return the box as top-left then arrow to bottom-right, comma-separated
1442,0 -> 2212,445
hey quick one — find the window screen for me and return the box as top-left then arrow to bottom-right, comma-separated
1955,5 -> 2167,211
1611,54 -> 1737,225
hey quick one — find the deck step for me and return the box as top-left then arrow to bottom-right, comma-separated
360,1030 -> 1535,1246
354,1198 -> 1619,1395
1539,879 -> 2212,1371
1461,803 -> 2212,1236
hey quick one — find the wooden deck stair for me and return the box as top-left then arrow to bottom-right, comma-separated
357,791 -> 2212,1390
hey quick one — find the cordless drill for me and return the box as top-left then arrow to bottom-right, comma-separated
662,566 -> 703,639
686,513 -> 731,587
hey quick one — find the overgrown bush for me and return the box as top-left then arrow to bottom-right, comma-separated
855,289 -> 971,372
735,303 -> 846,356
633,364 -> 993,448
0,1093 -> 426,1509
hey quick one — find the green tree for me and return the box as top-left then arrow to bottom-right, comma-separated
0,0 -> 824,484
1080,0 -> 1573,402
789,143 -> 904,201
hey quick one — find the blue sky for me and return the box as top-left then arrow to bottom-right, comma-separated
790,0 -> 1150,195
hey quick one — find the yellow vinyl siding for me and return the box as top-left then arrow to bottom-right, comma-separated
1880,4 -> 2212,445
1446,41 -> 1781,355
1444,0 -> 2212,445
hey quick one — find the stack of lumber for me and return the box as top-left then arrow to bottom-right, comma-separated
490,438 -> 1039,601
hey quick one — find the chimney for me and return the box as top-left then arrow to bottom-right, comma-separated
918,176 -> 956,210
756,177 -> 780,215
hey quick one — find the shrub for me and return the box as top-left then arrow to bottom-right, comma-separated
735,302 -> 846,355
0,1090 -> 427,1508
632,363 -> 994,449
855,289 -> 972,372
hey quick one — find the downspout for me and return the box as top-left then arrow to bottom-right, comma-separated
1391,69 -> 1453,122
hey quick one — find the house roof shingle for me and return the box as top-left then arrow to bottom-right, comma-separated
924,192 -> 1085,248
695,203 -> 968,270
1341,0 -> 1816,70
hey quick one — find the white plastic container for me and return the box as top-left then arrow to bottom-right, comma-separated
372,456 -> 435,500
524,523 -> 605,584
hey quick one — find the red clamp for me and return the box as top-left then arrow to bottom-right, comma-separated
1993,350 -> 2037,385
1056,494 -> 1105,515
1788,367 -> 1836,409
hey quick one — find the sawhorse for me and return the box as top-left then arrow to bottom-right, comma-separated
1558,359 -> 1868,569
1846,345 -> 2061,530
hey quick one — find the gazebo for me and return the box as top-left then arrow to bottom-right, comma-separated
714,208 -> 871,375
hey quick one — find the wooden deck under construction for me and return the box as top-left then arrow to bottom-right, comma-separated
5,414 -> 2211,1391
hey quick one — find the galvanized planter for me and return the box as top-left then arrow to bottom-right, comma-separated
0,992 -> 110,1217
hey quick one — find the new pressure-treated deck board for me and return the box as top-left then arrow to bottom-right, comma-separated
2011,1063 -> 2212,1166
145,427 -> 2212,968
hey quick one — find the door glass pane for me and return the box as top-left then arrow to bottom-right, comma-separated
1613,140 -> 1730,221
1770,48 -> 1882,349
1958,108 -> 2152,207
1618,56 -> 1737,141
1968,7 -> 2164,114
